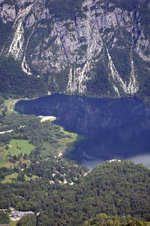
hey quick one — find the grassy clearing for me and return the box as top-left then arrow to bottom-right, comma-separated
24,174 -> 39,181
4,98 -> 19,115
0,156 -> 30,168
0,139 -> 34,168
2,173 -> 18,184
6,139 -> 35,156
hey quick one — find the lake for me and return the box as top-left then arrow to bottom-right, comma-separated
15,94 -> 150,168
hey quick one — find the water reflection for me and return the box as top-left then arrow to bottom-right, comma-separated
15,94 -> 150,167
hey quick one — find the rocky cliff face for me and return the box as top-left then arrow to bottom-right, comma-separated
0,0 -> 150,98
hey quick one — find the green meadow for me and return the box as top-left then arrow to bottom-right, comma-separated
5,139 -> 35,156
24,174 -> 39,181
0,139 -> 35,168
1,173 -> 18,184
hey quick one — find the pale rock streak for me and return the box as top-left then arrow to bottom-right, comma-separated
8,4 -> 34,60
107,48 -> 138,95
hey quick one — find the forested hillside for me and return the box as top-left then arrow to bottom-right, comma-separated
0,137 -> 150,226
0,56 -> 47,98
83,214 -> 148,226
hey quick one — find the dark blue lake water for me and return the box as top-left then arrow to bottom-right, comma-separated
15,94 -> 150,168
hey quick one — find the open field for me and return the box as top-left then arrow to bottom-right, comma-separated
5,139 -> 35,156
0,139 -> 35,168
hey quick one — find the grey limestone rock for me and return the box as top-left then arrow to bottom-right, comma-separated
0,0 -> 149,97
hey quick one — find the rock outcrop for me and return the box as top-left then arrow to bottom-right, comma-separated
0,0 -> 149,97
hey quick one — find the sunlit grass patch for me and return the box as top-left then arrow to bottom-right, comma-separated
2,173 -> 18,184
24,174 -> 39,181
5,139 -> 35,156
0,139 -> 34,168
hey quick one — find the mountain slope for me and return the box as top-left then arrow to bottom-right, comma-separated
0,0 -> 150,99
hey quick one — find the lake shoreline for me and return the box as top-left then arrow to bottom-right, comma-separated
15,94 -> 150,168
